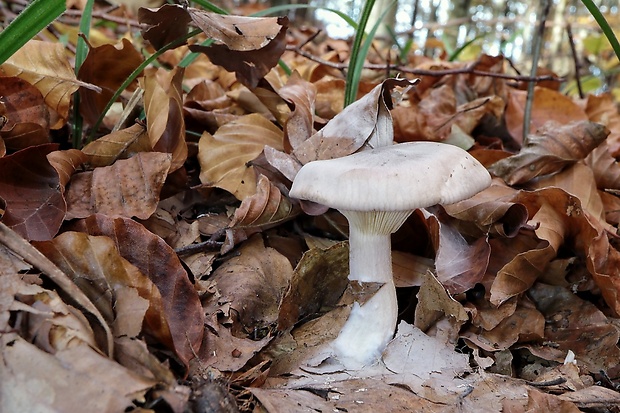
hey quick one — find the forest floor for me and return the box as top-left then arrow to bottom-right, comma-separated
2,1 -> 620,412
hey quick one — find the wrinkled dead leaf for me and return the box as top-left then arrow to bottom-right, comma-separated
489,121 -> 608,185
65,152 -> 171,220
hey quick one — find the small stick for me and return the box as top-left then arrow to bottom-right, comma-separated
523,0 -> 552,142
566,22 -> 584,99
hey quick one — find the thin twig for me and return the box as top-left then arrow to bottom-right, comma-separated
523,0 -> 551,142
566,22 -> 584,99
287,46 -> 564,82
527,377 -> 567,387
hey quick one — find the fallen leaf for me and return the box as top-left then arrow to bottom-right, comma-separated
142,67 -> 187,171
65,152 -> 171,220
78,38 -> 144,127
489,121 -> 609,185
198,113 -> 283,200
504,87 -> 589,144
229,174 -> 299,230
81,123 -> 153,167
0,40 -> 98,129
0,76 -> 50,150
0,144 -> 65,241
69,215 -> 204,367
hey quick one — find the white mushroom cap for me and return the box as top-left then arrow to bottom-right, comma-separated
290,141 -> 491,211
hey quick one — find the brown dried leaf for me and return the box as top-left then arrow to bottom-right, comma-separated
198,113 -> 283,200
489,121 -> 609,185
504,87 -> 589,144
0,76 -> 50,150
69,214 -> 204,367
292,78 -> 415,165
278,242 -> 349,331
142,67 -> 187,172
34,232 -> 171,345
528,283 -> 620,372
204,235 -> 293,331
78,38 -> 144,126
0,144 -> 65,241
0,40 -> 97,129
278,71 -> 317,152
415,272 -> 469,332
81,123 -> 153,168
586,141 -> 620,190
46,149 -> 87,190
0,334 -> 155,413
138,5 -> 192,50
65,152 -> 171,220
187,11 -> 288,89
443,179 -> 527,238
229,174 -> 299,230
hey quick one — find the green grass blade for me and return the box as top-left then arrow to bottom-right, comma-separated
0,0 -> 65,65
73,0 -> 96,148
344,0 -> 376,107
581,0 -> 620,63
345,0 -> 396,106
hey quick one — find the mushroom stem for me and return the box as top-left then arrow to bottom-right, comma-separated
331,210 -> 412,367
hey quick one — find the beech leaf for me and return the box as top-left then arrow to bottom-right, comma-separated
69,214 -> 204,367
65,152 -> 171,220
0,40 -> 99,129
198,113 -> 283,200
489,121 -> 609,185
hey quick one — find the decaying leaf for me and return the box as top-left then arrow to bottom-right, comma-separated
229,174 -> 299,230
504,87 -> 589,144
0,144 -> 65,241
69,215 -> 204,367
0,76 -> 50,150
81,123 -> 153,167
34,232 -> 172,344
142,67 -> 187,172
489,121 -> 609,185
65,152 -> 171,220
140,4 -> 288,88
198,113 -> 283,200
78,38 -> 144,127
0,40 -> 99,129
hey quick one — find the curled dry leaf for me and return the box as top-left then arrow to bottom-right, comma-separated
0,76 -> 50,150
204,235 -> 293,331
292,78 -> 415,165
46,149 -> 87,190
69,214 -> 204,367
198,113 -> 283,200
0,40 -> 99,129
586,141 -> 620,190
65,152 -> 171,220
0,143 -> 65,241
78,38 -> 144,127
81,123 -> 153,167
229,174 -> 299,230
140,4 -> 288,89
277,71 -> 317,152
489,121 -> 609,186
142,67 -> 187,172
583,93 -> 620,156
34,232 -> 172,345
443,179 -> 527,238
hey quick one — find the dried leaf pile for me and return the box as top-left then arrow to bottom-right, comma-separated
2,3 -> 620,412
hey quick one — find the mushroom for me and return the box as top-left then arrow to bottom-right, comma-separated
289,141 -> 491,368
